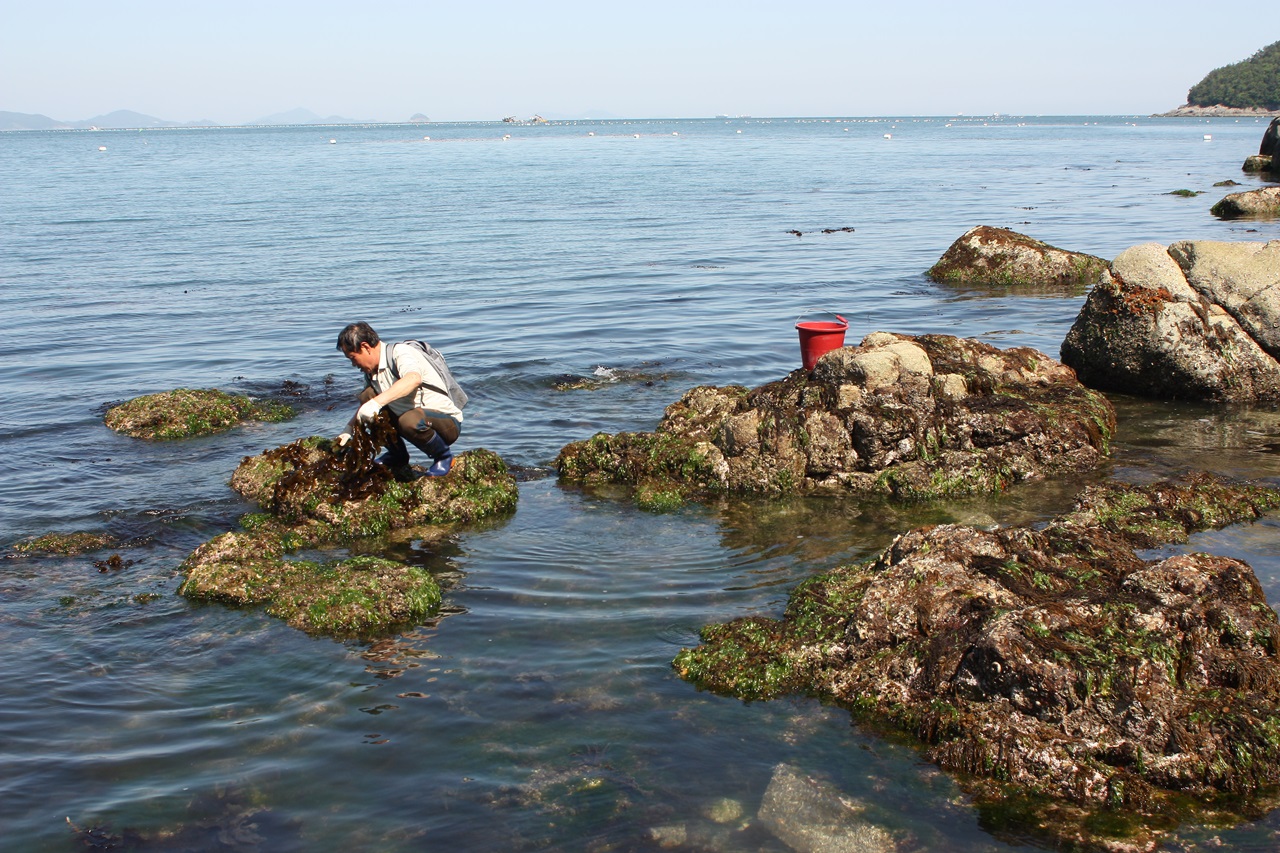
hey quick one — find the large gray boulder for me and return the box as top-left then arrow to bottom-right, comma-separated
1061,240 -> 1280,402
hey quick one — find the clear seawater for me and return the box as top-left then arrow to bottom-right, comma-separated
4,115 -> 1280,851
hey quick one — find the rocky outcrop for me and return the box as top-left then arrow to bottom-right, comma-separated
1260,116 -> 1280,157
1156,105 -> 1280,117
179,417 -> 518,637
104,388 -> 294,439
556,333 -> 1114,509
1061,240 -> 1280,402
926,226 -> 1108,289
675,474 -> 1280,851
1212,186 -> 1280,218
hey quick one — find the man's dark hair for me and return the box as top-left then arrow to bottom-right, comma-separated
337,322 -> 380,353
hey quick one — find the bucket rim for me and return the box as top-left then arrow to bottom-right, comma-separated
794,308 -> 847,328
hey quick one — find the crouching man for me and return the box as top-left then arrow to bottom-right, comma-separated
336,321 -> 462,479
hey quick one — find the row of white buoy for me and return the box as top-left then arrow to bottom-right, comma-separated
306,124 -> 1219,150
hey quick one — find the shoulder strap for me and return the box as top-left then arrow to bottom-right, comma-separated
391,341 -> 451,398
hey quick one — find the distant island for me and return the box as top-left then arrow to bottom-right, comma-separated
1158,40 -> 1280,116
0,107 -> 427,131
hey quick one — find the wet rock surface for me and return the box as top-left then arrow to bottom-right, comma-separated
104,388 -> 294,440
556,332 -> 1114,509
180,416 -> 518,637
1062,240 -> 1280,403
674,474 -> 1280,851
927,225 -> 1109,289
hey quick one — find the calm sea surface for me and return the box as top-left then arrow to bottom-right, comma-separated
5,116 -> 1280,851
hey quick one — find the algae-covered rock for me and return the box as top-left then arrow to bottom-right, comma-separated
179,531 -> 441,637
674,474 -> 1280,850
556,333 -> 1114,509
1211,186 -> 1280,219
179,419 -> 517,637
927,225 -> 1108,289
11,531 -> 116,556
105,388 -> 294,440
231,437 -> 518,537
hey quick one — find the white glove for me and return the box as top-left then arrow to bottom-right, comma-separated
336,432 -> 352,447
357,399 -> 383,423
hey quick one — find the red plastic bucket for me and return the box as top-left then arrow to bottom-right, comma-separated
796,314 -> 848,370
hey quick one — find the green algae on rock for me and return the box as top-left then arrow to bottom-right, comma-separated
927,225 -> 1109,290
180,531 -> 441,637
11,531 -> 116,556
104,388 -> 294,440
556,333 -> 1115,509
180,421 -> 517,637
674,474 -> 1280,850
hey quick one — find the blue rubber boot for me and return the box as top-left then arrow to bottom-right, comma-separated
423,434 -> 454,477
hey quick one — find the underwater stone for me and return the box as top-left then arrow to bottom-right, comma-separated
675,473 -> 1280,850
556,333 -> 1114,508
104,388 -> 294,440
757,764 -> 897,853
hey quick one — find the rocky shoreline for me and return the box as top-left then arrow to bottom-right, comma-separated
1154,104 -> 1280,117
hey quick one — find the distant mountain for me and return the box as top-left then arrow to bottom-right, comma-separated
0,111 -> 70,131
1186,41 -> 1280,111
249,107 -> 370,125
71,109 -> 218,129
0,110 -> 220,130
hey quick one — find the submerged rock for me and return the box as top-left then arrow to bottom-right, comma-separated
179,419 -> 518,637
758,764 -> 897,853
675,474 -> 1280,850
556,332 -> 1114,509
1062,240 -> 1280,402
1211,186 -> 1280,219
104,388 -> 294,439
926,225 -> 1108,289
10,531 -> 116,556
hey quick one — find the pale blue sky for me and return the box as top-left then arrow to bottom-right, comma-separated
2,0 -> 1274,122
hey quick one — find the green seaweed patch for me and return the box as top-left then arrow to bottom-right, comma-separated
1062,472 -> 1280,547
1167,189 -> 1204,197
12,531 -> 116,556
179,533 -> 441,637
105,388 -> 294,440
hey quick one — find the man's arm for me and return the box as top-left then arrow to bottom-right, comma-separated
356,371 -> 423,423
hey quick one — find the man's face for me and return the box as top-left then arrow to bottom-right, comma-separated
344,342 -> 379,375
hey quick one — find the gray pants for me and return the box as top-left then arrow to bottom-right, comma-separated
357,388 -> 459,466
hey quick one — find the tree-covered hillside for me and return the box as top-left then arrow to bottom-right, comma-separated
1188,41 -> 1280,109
